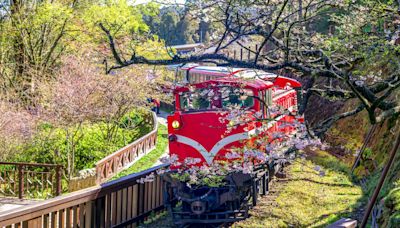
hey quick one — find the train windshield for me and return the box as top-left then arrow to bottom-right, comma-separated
179,86 -> 254,112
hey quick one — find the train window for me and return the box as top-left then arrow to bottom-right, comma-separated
193,74 -> 198,83
188,75 -> 192,83
201,74 -> 205,82
179,87 -> 254,112
196,74 -> 201,83
175,70 -> 184,83
188,72 -> 195,83
221,87 -> 254,108
190,73 -> 196,83
180,89 -> 211,111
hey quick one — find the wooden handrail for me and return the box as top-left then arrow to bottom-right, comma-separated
0,162 -> 63,168
0,162 -> 63,199
0,164 -> 170,227
95,112 -> 159,184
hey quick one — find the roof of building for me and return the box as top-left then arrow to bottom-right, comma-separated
170,43 -> 203,50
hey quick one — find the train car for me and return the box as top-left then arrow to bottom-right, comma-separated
166,64 -> 302,113
163,74 -> 302,227
170,64 -> 301,89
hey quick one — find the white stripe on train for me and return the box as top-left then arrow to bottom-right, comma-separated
174,115 -> 288,164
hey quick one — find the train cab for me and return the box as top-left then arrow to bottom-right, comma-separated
167,77 -> 300,169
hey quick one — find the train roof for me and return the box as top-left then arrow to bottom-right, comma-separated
186,66 -> 244,76
174,77 -> 274,93
261,75 -> 301,88
169,64 -> 302,88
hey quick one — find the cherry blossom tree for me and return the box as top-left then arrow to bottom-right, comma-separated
0,101 -> 36,160
101,0 -> 400,137
40,55 -> 166,178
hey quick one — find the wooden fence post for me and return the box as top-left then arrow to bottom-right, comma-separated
55,166 -> 62,196
18,165 -> 24,199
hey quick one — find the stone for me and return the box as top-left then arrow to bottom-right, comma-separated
327,218 -> 357,228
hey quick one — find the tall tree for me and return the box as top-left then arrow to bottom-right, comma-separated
0,0 -> 76,104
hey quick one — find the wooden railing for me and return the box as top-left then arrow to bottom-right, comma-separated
0,164 -> 169,228
95,112 -> 158,184
0,162 -> 62,199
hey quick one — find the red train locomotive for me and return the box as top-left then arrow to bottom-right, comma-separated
163,66 -> 303,227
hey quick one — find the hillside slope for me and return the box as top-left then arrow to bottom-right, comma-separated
306,98 -> 400,226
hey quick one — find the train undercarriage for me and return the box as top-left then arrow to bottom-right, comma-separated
162,153 -> 293,228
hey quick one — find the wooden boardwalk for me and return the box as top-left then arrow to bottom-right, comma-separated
0,198 -> 39,214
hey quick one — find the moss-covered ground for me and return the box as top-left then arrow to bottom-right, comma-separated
233,150 -> 364,228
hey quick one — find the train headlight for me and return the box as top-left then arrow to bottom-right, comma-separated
172,120 -> 180,129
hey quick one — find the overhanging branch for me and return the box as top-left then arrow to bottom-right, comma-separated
312,104 -> 366,136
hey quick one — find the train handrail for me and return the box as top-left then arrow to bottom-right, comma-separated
95,111 -> 159,184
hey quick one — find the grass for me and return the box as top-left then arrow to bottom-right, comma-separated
111,124 -> 168,180
234,150 -> 364,228
382,184 -> 400,228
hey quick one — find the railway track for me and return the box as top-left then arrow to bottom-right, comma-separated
227,168 -> 292,228
139,170 -> 290,228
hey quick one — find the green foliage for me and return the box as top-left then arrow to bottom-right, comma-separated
362,148 -> 373,160
0,0 -> 76,101
132,36 -> 171,60
84,0 -> 150,37
309,150 -> 351,175
145,6 -> 214,45
10,110 -> 152,173
198,175 -> 226,187
111,124 -> 168,180
170,171 -> 226,188
383,187 -> 400,228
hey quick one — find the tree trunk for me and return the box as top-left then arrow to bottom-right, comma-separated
10,0 -> 31,103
